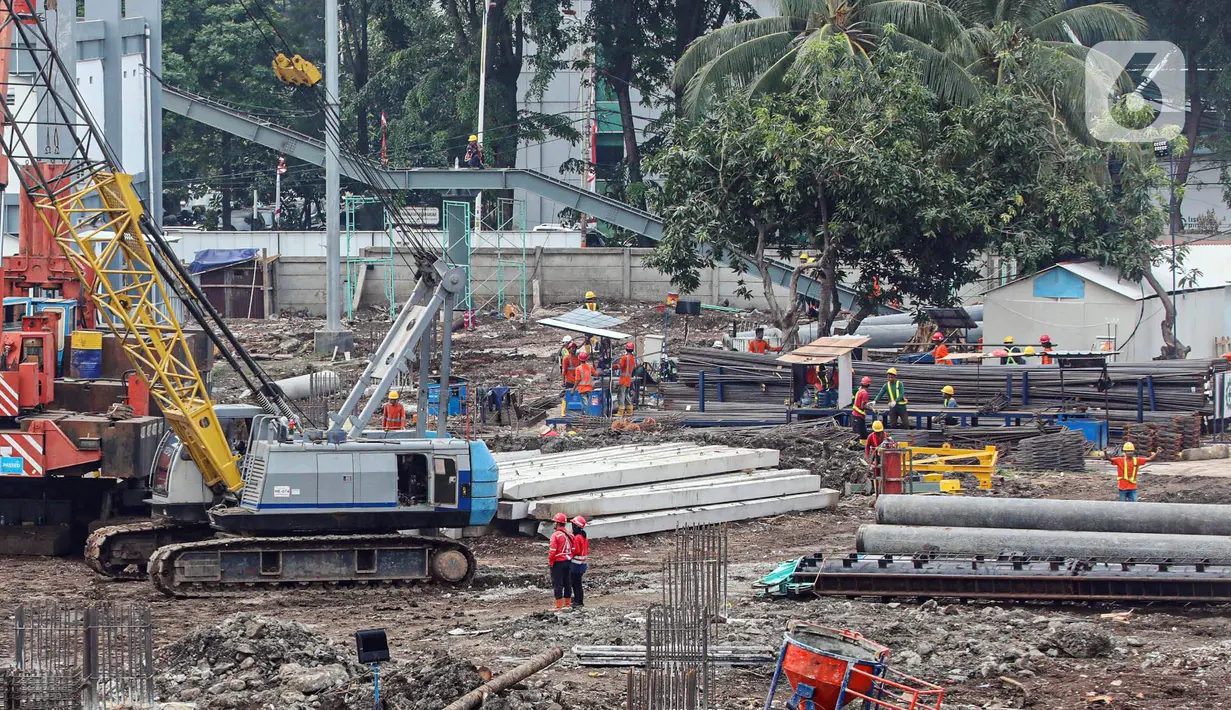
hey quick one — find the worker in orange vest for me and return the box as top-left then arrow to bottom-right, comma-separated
559,336 -> 579,386
1040,335 -> 1056,365
851,376 -> 872,439
548,512 -> 574,610
931,332 -> 952,365
573,351 -> 599,399
1107,441 -> 1156,502
614,343 -> 638,416
584,291 -> 598,312
381,391 -> 406,430
748,327 -> 777,354
569,515 -> 589,608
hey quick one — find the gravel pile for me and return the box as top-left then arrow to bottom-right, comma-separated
155,613 -> 568,710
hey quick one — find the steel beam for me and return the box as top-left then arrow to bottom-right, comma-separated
160,84 -> 855,304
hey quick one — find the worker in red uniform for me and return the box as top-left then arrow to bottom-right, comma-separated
865,420 -> 892,479
381,391 -> 406,431
851,376 -> 872,439
569,515 -> 589,608
1040,335 -> 1056,365
748,327 -> 777,354
1107,441 -> 1156,502
614,343 -> 638,416
548,512 -> 574,609
931,332 -> 952,365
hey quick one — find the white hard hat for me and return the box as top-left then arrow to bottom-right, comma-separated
562,335 -> 572,344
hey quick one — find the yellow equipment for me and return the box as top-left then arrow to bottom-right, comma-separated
902,444 -> 999,491
272,52 -> 322,87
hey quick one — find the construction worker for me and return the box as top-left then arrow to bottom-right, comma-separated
381,391 -> 406,431
940,384 -> 958,425
464,135 -> 485,168
748,327 -> 776,354
569,516 -> 589,608
0,342 -> 10,371
851,376 -> 872,439
584,291 -> 598,311
548,512 -> 574,609
573,351 -> 599,399
931,332 -> 952,365
1000,336 -> 1024,365
614,343 -> 638,416
865,420 -> 889,462
1107,442 -> 1156,502
1039,335 -> 1056,365
873,367 -> 909,429
559,336 -> 578,386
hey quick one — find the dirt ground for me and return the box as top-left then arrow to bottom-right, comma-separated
6,303 -> 1231,709
4,469 -> 1231,710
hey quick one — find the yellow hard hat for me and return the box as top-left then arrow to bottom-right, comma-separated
388,391 -> 400,400
585,291 -> 596,299
941,385 -> 955,395
1023,346 -> 1036,355
1003,336 -> 1014,344
886,367 -> 898,375
469,134 -> 478,142
1123,442 -> 1136,452
872,420 -> 884,432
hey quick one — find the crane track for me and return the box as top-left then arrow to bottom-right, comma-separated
147,533 -> 477,598
84,519 -> 214,580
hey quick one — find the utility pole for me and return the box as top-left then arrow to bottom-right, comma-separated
475,2 -> 493,242
315,0 -> 353,354
275,156 -> 285,230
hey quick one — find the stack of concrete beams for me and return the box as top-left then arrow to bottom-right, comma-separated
859,496 -> 1231,559
496,443 -> 839,539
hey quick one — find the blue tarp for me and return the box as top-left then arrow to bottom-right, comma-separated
189,248 -> 260,274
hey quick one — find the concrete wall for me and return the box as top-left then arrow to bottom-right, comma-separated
163,229 -> 584,261
273,248 -> 791,315
983,276 -> 1229,361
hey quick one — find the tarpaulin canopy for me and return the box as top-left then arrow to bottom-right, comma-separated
189,248 -> 261,274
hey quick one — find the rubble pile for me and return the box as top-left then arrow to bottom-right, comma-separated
155,614 -> 568,710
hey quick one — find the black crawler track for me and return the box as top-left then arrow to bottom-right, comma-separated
147,533 -> 477,598
85,519 -> 215,580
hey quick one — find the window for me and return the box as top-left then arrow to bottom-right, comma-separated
396,453 -> 429,506
432,457 -> 458,507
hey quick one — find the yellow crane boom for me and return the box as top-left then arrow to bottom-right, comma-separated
0,4 -> 243,492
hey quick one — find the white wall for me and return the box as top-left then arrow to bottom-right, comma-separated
162,229 -> 586,261
982,276 -> 1141,360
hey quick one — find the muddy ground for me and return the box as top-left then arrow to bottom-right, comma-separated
3,470 -> 1231,710
6,304 -> 1231,709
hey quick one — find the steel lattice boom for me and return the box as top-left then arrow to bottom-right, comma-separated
0,1 -> 242,491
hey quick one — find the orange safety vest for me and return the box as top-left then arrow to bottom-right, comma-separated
575,363 -> 597,393
1114,456 -> 1143,490
382,402 -> 406,430
616,353 -> 636,387
1041,347 -> 1054,365
749,339 -> 769,354
932,344 -> 951,365
585,301 -> 597,311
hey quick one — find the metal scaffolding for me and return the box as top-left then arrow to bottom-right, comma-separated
343,194 -> 397,318
442,198 -> 527,321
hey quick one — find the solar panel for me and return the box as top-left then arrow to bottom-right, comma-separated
537,307 -> 632,339
923,307 -> 978,330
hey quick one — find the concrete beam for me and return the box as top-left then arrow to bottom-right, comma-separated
527,470 -> 817,520
499,443 -> 717,478
498,447 -> 781,500
569,490 -> 839,540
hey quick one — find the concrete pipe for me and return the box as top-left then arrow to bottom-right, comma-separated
875,496 -> 1231,537
244,371 -> 340,400
856,524 -> 1231,560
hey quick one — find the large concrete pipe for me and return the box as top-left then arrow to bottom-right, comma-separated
856,524 -> 1231,560
875,496 -> 1231,537
243,371 -> 340,400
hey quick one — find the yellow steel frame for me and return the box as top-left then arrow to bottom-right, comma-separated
29,170 -> 244,492
903,444 -> 998,490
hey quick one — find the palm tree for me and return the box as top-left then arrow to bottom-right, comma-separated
672,0 -> 975,118
939,0 -> 1147,140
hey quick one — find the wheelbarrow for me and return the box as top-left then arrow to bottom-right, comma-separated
763,621 -> 945,710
